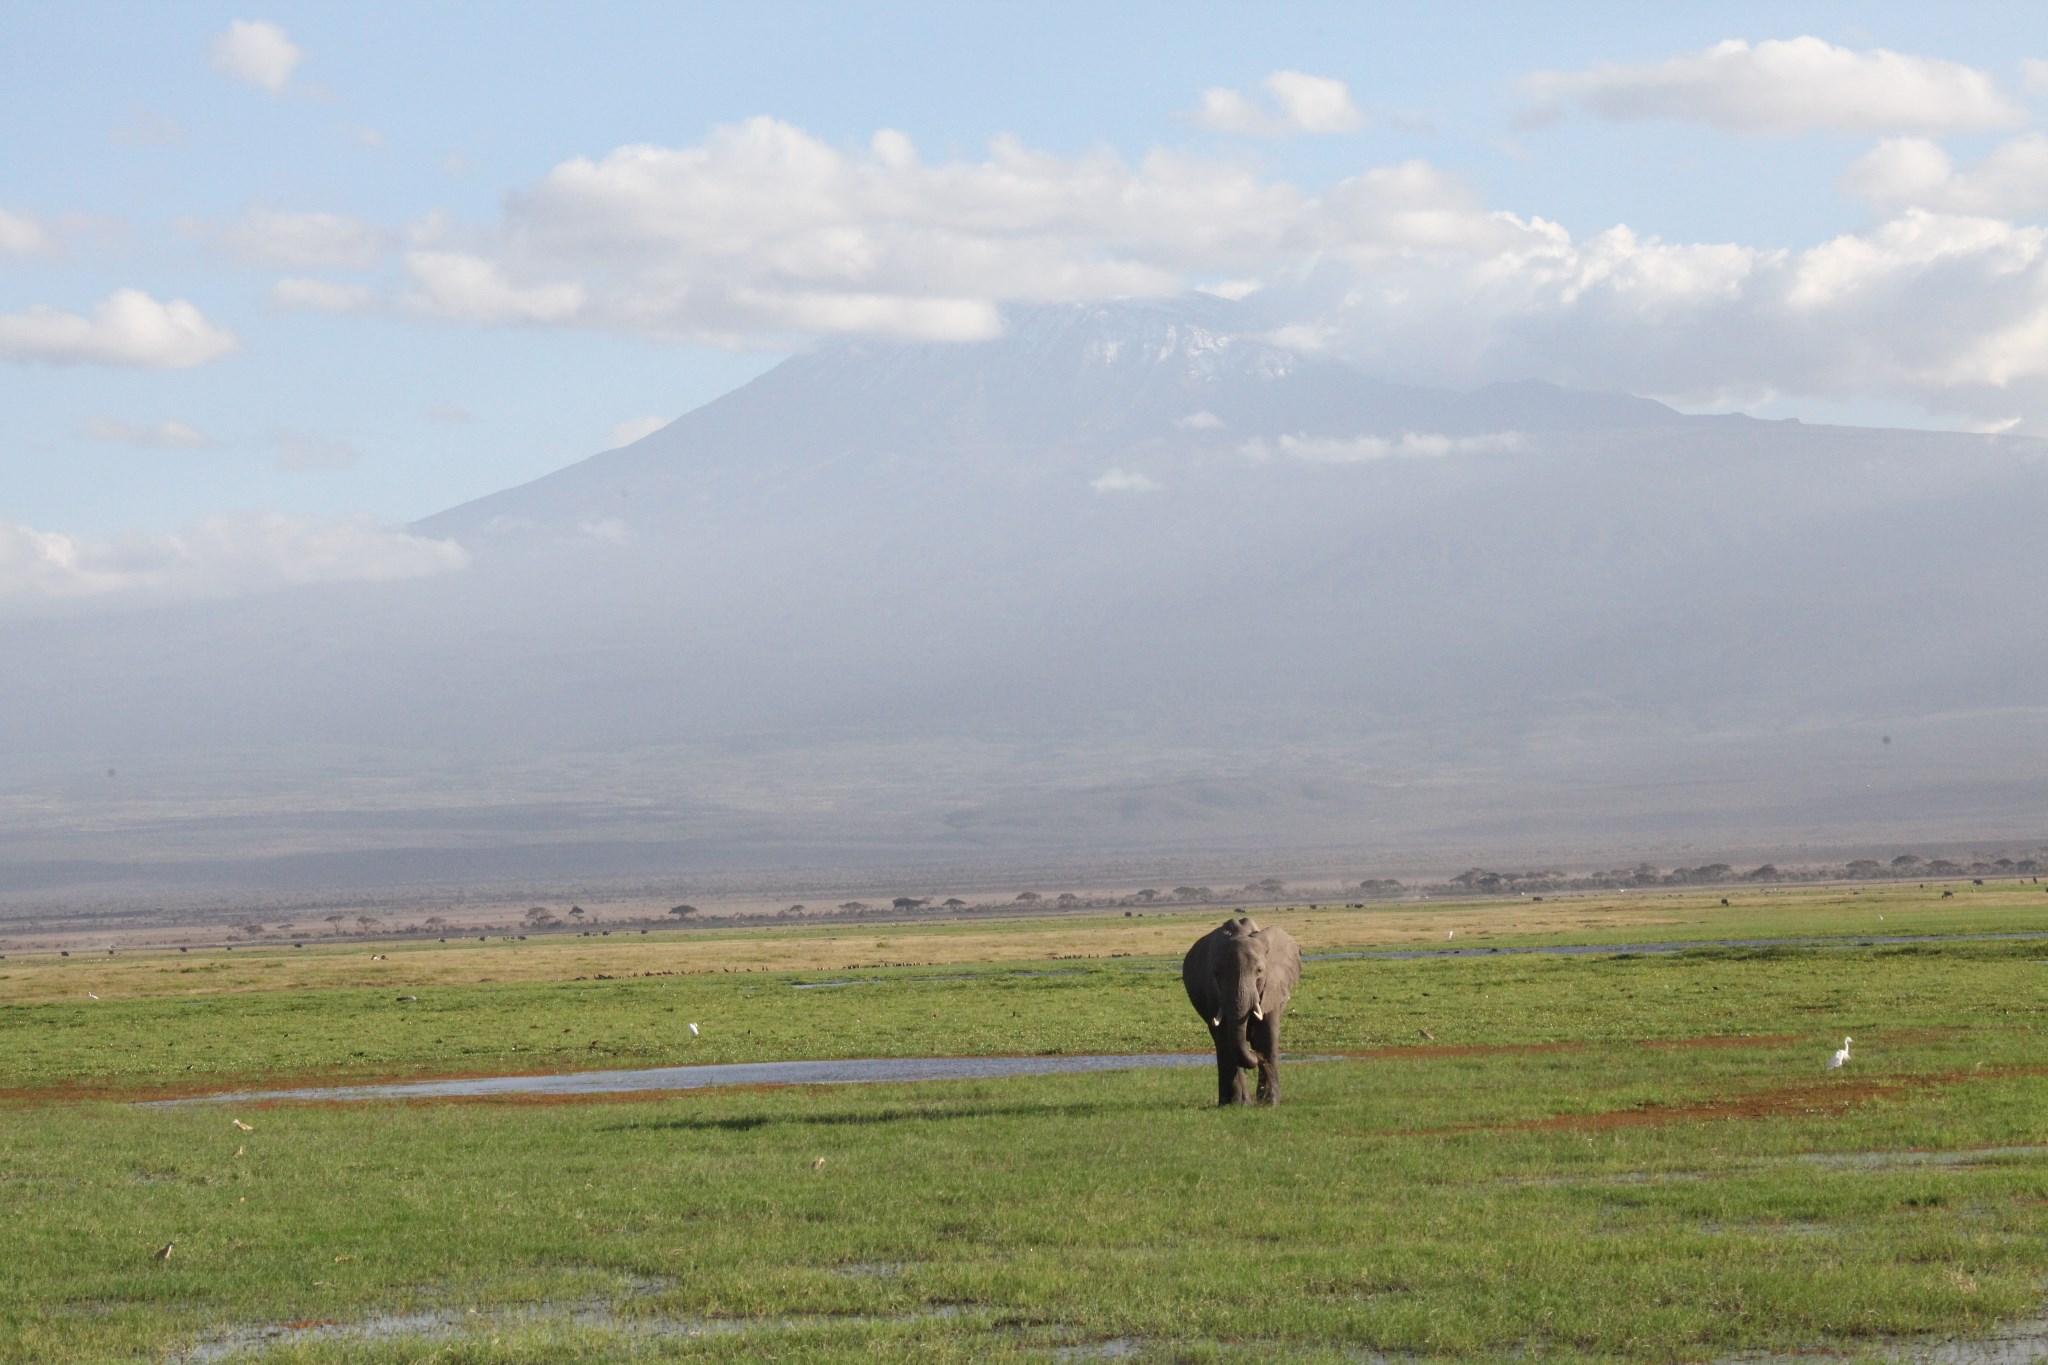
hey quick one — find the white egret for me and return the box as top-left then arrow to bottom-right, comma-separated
688,1022 -> 699,1036
1827,1036 -> 1852,1070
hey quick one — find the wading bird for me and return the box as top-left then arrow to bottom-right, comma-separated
1827,1036 -> 1853,1070
689,1022 -> 699,1036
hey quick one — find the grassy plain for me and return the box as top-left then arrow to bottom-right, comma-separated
5,883 -> 2048,1361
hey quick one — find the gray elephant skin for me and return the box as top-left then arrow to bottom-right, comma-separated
1182,917 -> 1302,1106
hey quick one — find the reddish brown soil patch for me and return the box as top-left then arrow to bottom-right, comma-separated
1397,1062 -> 2048,1138
1519,1077 -> 1913,1132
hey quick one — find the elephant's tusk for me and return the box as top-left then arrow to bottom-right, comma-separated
1251,1006 -> 1264,1021
1210,1016 -> 1221,1027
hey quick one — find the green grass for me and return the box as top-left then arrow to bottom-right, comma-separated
7,896 -> 2048,1361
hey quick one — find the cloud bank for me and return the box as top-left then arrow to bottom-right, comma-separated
348,108 -> 2048,428
0,513 -> 466,607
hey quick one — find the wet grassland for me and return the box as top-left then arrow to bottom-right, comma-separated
7,885 -> 2048,1361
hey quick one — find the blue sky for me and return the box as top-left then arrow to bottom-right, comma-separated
6,1 -> 2048,562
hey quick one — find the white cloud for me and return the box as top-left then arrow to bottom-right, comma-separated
403,251 -> 587,324
1174,410 -> 1224,430
0,289 -> 237,368
274,431 -> 361,471
1523,37 -> 2023,135
396,116 -> 1336,345
341,112 -> 2048,429
269,278 -> 375,313
1091,468 -> 1162,493
1192,71 -> 1364,136
2025,59 -> 2048,96
608,415 -> 669,447
1194,278 -> 1262,301
1242,432 -> 1526,463
0,208 -> 50,256
1841,134 -> 2048,217
215,208 -> 385,268
210,19 -> 303,95
0,513 -> 465,608
82,417 -> 211,448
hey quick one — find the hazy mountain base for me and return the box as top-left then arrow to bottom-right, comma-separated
4,704 -> 2045,923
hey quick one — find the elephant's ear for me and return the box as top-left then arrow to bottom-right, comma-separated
1182,934 -> 1222,1021
1258,926 -> 1303,1010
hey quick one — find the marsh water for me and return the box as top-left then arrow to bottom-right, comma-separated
145,1052 -> 1214,1107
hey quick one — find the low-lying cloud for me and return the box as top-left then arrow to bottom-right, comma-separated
1242,432 -> 1527,464
0,512 -> 467,608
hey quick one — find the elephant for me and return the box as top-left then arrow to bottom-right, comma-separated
1182,916 -> 1302,1106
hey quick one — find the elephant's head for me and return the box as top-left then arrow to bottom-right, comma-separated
1185,917 -> 1297,1066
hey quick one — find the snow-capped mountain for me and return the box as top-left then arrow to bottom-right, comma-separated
8,297 -> 2048,896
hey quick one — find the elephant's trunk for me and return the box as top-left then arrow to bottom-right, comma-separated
1231,975 -> 1261,1067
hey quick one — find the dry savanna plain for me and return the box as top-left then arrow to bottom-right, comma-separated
9,883 -> 2048,1361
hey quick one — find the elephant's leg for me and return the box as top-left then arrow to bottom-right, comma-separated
1250,1015 -> 1281,1105
1211,1030 -> 1246,1106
